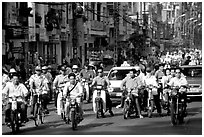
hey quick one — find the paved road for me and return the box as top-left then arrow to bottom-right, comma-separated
2,100 -> 202,135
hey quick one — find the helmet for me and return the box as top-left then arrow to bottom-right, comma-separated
48,65 -> 52,69
72,65 -> 78,69
61,66 -> 66,71
42,66 -> 48,70
9,68 -> 17,73
35,66 -> 42,71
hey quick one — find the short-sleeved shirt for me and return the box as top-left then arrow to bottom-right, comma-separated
80,69 -> 95,80
29,74 -> 49,94
144,75 -> 158,87
92,76 -> 110,89
63,82 -> 83,98
120,76 -> 141,95
43,72 -> 52,83
53,74 -> 69,88
155,70 -> 165,80
3,82 -> 28,98
168,77 -> 188,87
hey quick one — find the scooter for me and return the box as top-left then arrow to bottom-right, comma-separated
170,86 -> 187,125
123,88 -> 136,119
92,85 -> 106,118
67,96 -> 82,130
7,96 -> 23,133
81,78 -> 91,103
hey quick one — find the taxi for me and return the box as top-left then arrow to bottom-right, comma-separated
107,62 -> 141,103
180,65 -> 202,99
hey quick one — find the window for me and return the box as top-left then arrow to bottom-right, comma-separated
97,3 -> 101,21
91,2 -> 95,20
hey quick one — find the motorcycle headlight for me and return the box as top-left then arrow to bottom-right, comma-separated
108,87 -> 114,92
96,85 -> 102,90
171,90 -> 177,96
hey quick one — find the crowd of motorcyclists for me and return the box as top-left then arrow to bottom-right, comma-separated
2,57 -> 189,130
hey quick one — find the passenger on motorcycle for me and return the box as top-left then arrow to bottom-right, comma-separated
63,73 -> 84,121
72,65 -> 81,81
91,67 -> 114,116
168,67 -> 188,116
161,68 -> 171,114
53,66 -> 69,115
155,63 -> 165,99
3,73 -> 29,125
144,67 -> 162,117
42,66 -> 53,102
79,64 -> 95,102
29,66 -> 50,117
116,69 -> 143,118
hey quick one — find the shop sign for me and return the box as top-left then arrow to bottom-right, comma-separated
91,20 -> 104,31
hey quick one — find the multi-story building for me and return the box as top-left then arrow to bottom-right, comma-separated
3,2 -> 139,71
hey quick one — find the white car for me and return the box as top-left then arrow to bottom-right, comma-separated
107,65 -> 141,104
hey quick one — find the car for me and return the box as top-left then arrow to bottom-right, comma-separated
107,65 -> 141,104
180,65 -> 202,99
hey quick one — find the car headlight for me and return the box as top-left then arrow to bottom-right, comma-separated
108,87 -> 114,92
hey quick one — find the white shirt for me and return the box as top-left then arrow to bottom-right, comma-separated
168,77 -> 188,87
144,75 -> 158,87
3,82 -> 28,98
63,82 -> 83,98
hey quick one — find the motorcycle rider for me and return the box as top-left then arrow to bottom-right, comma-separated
3,73 -> 29,125
144,67 -> 162,117
116,69 -> 144,118
29,66 -> 49,117
53,66 -> 69,115
80,64 -> 95,102
63,73 -> 84,122
91,67 -> 114,116
42,66 -> 53,102
168,67 -> 188,116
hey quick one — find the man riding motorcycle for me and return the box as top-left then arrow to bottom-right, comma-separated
29,66 -> 49,117
91,67 -> 114,116
53,66 -> 69,115
144,67 -> 162,117
63,73 -> 84,122
116,69 -> 143,118
42,66 -> 53,102
3,73 -> 29,125
168,67 -> 188,116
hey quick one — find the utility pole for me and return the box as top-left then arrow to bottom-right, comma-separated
113,2 -> 119,66
156,3 -> 162,53
72,3 -> 78,60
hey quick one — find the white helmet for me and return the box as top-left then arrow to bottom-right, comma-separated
9,68 -> 16,73
72,65 -> 78,69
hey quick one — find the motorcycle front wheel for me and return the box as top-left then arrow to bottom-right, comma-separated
11,112 -> 19,134
71,110 -> 77,130
123,102 -> 129,119
170,102 -> 178,125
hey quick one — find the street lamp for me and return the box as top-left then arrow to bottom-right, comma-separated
192,23 -> 202,47
182,18 -> 195,34
174,14 -> 185,37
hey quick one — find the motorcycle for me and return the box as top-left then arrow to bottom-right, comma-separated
67,96 -> 82,130
146,85 -> 158,118
170,86 -> 187,125
81,78 -> 91,103
34,92 -> 45,127
7,96 -> 23,133
92,85 -> 106,118
57,85 -> 66,121
123,88 -> 136,119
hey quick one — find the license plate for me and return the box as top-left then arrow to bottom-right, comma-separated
116,93 -> 122,96
189,88 -> 199,92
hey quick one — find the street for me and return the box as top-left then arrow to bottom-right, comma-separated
2,99 -> 202,135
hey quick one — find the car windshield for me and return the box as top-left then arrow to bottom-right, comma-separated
181,67 -> 202,77
108,69 -> 131,80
